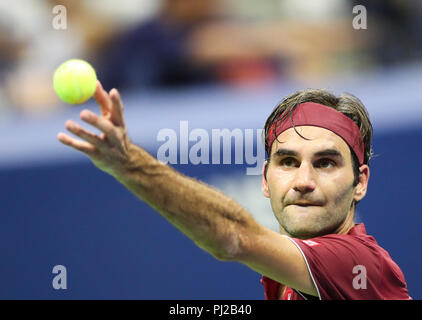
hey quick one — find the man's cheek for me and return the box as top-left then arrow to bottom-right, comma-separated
332,182 -> 355,206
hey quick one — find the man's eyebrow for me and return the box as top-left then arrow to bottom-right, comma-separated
272,149 -> 299,158
314,149 -> 344,159
272,148 -> 344,159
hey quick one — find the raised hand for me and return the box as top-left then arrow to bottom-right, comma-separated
57,81 -> 132,176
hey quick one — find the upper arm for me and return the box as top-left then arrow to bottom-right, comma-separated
236,223 -> 318,297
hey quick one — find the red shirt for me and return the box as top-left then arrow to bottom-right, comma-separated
261,224 -> 411,300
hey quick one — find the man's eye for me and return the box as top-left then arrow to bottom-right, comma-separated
316,159 -> 335,168
281,158 -> 297,167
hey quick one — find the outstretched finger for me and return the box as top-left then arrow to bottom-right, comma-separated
93,80 -> 112,117
57,132 -> 97,155
109,88 -> 126,128
65,120 -> 105,147
80,110 -> 119,144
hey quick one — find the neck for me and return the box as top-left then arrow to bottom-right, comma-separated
334,203 -> 356,235
335,214 -> 355,235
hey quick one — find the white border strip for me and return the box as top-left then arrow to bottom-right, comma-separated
283,235 -> 322,300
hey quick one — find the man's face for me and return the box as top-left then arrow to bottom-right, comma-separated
262,126 -> 367,239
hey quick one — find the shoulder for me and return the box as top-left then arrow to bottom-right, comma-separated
288,226 -> 410,299
292,229 -> 382,266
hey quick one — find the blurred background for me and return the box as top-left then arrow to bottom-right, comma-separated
0,0 -> 421,299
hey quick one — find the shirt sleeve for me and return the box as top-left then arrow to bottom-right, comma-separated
287,235 -> 383,300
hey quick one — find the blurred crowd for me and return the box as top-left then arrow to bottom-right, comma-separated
1,0 -> 422,116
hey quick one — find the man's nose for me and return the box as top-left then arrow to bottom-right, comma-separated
292,162 -> 316,194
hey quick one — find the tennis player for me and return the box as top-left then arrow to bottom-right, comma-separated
57,81 -> 411,300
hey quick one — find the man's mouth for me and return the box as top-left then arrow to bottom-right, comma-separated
291,202 -> 321,207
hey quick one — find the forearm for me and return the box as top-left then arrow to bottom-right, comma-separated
112,142 -> 255,260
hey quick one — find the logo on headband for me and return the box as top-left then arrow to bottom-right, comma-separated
268,123 -> 275,139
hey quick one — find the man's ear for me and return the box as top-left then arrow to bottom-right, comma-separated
262,160 -> 270,198
354,164 -> 370,202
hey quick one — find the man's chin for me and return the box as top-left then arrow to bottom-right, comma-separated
281,218 -> 342,239
284,205 -> 324,221
282,225 -> 323,239
279,210 -> 334,239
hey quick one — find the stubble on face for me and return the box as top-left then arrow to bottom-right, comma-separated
278,181 -> 355,239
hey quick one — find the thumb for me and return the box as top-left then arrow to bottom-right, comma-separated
94,80 -> 112,117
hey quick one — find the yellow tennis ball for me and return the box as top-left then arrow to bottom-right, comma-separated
53,59 -> 97,104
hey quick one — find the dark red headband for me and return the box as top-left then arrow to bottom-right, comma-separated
267,102 -> 364,165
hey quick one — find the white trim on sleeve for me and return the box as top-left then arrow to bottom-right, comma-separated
283,235 -> 322,300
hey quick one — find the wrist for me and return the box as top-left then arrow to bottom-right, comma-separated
112,142 -> 165,181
